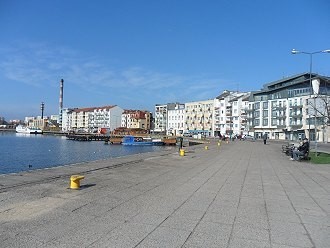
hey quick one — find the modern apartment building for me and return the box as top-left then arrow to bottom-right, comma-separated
62,105 -> 123,132
247,73 -> 330,141
167,103 -> 185,136
185,99 -> 214,136
121,110 -> 151,130
213,91 -> 249,137
154,104 -> 168,134
229,93 -> 250,136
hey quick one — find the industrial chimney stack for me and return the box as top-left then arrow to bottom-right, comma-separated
59,79 -> 64,128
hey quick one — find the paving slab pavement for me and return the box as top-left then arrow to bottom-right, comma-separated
0,140 -> 329,247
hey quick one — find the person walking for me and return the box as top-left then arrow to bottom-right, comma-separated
263,133 -> 267,145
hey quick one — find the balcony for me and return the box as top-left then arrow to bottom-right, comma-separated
289,104 -> 303,109
290,124 -> 303,130
290,113 -> 303,118
272,105 -> 286,110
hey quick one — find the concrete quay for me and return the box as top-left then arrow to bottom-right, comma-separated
0,140 -> 329,248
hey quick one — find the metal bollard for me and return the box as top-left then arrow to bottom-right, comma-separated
205,146 -> 208,150
179,149 -> 185,156
70,175 -> 85,189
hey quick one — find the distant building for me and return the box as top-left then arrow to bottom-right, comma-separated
121,110 -> 151,131
213,91 -> 250,137
167,103 -> 185,136
62,105 -> 123,132
185,99 -> 214,137
154,104 -> 168,134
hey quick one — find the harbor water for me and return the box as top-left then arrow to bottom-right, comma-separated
0,132 -> 172,174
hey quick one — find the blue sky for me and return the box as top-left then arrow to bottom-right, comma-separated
0,0 -> 329,120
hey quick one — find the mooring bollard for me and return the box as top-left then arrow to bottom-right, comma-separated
70,175 -> 85,189
205,146 -> 208,150
218,141 -> 221,147
179,149 -> 185,156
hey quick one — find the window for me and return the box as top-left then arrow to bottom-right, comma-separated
255,119 -> 260,126
263,119 -> 268,126
263,110 -> 268,117
263,102 -> 268,109
255,102 -> 260,109
271,119 -> 277,126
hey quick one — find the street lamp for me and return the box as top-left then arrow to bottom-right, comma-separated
291,48 -> 330,154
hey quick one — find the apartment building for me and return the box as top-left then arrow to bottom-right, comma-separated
185,99 -> 214,137
121,110 -> 151,130
213,91 -> 249,137
229,94 -> 250,136
167,103 -> 185,136
154,104 -> 167,133
247,73 -> 330,141
62,105 -> 123,132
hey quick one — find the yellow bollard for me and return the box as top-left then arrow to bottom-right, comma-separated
205,146 -> 208,150
218,141 -> 221,147
179,149 -> 185,156
70,175 -> 85,189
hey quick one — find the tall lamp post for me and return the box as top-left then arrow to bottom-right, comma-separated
291,48 -> 330,154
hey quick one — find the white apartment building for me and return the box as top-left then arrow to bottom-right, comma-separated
62,105 -> 123,132
167,103 -> 185,136
229,94 -> 250,136
154,104 -> 167,133
213,91 -> 249,137
61,108 -> 73,131
247,73 -> 330,142
185,99 -> 214,137
88,105 -> 123,131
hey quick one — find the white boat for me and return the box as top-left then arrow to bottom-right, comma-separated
16,125 -> 43,134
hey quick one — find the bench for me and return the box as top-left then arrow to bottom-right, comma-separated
298,151 -> 310,161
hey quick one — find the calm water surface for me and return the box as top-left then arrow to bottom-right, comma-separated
0,132 -> 172,174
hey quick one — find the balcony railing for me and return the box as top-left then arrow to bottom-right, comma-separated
289,104 -> 303,109
290,124 -> 303,129
272,105 -> 286,110
289,113 -> 303,118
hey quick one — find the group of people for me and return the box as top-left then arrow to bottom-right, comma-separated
290,137 -> 310,161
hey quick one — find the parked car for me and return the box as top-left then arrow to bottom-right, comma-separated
183,133 -> 192,137
243,135 -> 255,141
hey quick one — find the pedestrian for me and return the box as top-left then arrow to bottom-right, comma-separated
263,133 -> 267,145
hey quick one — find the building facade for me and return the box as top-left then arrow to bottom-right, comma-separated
213,91 -> 249,137
154,104 -> 168,134
167,103 -> 185,136
121,110 -> 151,131
185,99 -> 214,137
62,105 -> 123,132
247,73 -> 330,141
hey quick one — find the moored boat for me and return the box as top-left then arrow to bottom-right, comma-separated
122,135 -> 164,146
16,125 -> 43,134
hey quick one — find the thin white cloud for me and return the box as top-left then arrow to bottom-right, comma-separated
0,42 -> 233,105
